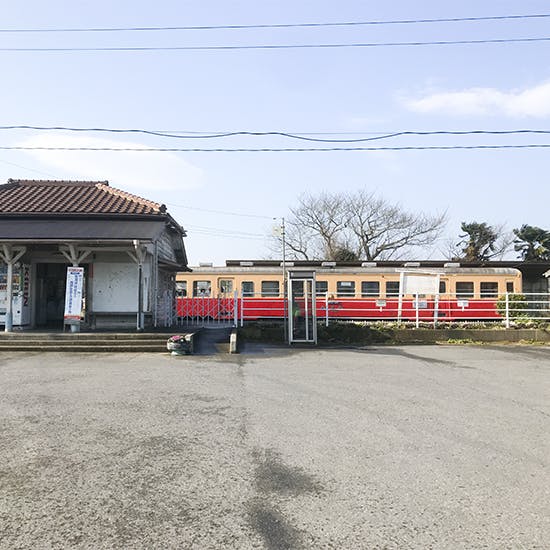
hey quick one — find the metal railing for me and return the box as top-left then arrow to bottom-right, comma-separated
174,291 -> 550,328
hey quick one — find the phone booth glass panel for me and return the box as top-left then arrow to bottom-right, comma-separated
288,271 -> 317,344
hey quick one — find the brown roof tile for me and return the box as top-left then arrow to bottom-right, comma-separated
0,179 -> 166,216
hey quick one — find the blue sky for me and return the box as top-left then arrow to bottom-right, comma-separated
2,0 -> 550,264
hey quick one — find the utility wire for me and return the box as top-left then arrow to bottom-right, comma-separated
2,144 -> 550,152
187,223 -> 266,236
2,36 -> 550,52
0,157 -> 56,177
1,13 -> 548,33
165,202 -> 274,219
3,126 -> 550,143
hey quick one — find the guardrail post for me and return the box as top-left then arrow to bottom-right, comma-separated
233,290 -> 238,327
505,292 -> 510,328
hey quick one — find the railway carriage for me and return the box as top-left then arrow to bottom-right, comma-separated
175,261 -> 523,322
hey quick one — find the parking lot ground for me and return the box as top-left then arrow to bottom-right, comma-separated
0,345 -> 549,549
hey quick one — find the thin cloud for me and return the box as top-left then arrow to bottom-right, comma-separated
404,80 -> 550,117
17,133 -> 204,197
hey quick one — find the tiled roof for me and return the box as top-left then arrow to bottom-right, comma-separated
0,179 -> 166,216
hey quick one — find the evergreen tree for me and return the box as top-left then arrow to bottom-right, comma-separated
513,224 -> 550,261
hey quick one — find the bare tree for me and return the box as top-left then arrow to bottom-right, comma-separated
274,190 -> 446,261
344,190 -> 446,260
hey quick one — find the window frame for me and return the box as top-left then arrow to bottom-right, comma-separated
336,280 -> 356,297
361,280 -> 380,297
455,281 -> 474,299
385,281 -> 400,298
261,280 -> 280,297
480,281 -> 499,298
193,280 -> 212,297
241,281 -> 255,297
315,280 -> 328,297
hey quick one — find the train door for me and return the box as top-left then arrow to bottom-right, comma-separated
287,270 -> 317,344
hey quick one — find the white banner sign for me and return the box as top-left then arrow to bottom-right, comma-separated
64,267 -> 84,323
402,274 -> 439,295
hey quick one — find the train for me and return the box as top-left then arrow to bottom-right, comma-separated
175,260 -> 524,322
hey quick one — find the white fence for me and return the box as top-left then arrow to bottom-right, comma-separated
174,292 -> 550,328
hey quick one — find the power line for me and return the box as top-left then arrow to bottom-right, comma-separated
165,202 -> 274,219
4,126 -> 550,143
2,36 -> 550,52
189,228 -> 266,241
0,157 -> 57,177
1,13 -> 548,33
187,223 -> 267,236
2,144 -> 550,152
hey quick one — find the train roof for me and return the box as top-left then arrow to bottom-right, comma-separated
217,259 -> 550,278
189,262 -> 522,276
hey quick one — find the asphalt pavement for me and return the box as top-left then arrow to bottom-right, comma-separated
0,345 -> 549,549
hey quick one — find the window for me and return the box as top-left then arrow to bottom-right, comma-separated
176,281 -> 187,297
480,282 -> 498,298
241,281 -> 254,297
439,280 -> 447,294
506,281 -> 514,293
361,281 -> 380,297
316,280 -> 328,296
261,280 -> 280,297
337,281 -> 355,297
456,282 -> 474,298
193,280 -> 211,297
385,281 -> 400,297
219,279 -> 233,294
291,280 -> 304,297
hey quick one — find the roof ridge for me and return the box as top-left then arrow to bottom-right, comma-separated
96,183 -> 166,213
7,179 -> 109,187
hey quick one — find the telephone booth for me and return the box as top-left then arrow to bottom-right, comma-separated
287,270 -> 317,344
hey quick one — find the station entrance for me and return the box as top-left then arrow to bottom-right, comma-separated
287,270 -> 317,344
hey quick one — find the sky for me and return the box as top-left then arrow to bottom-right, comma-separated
2,0 -> 550,265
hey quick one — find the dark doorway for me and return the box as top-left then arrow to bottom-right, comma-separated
36,263 -> 67,327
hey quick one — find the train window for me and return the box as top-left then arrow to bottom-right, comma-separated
219,279 -> 234,294
439,281 -> 446,294
193,280 -> 211,297
261,280 -> 280,297
385,281 -> 400,297
176,281 -> 187,297
361,281 -> 380,297
480,282 -> 498,298
241,281 -> 254,297
316,281 -> 328,296
337,281 -> 355,297
456,282 -> 474,298
506,281 -> 514,293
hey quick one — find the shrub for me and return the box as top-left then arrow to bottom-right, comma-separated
495,294 -> 529,319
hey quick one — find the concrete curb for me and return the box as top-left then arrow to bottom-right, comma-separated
390,328 -> 550,344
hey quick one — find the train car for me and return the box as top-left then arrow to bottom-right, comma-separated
175,261 -> 523,322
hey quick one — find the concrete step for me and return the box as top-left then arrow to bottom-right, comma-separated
0,344 -> 168,352
0,333 -> 183,352
0,333 -> 181,341
0,329 -> 238,353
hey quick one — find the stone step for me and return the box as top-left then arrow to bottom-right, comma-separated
0,339 -> 168,347
0,333 -> 184,341
0,344 -> 169,352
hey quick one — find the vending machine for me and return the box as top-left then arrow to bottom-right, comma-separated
0,263 -> 31,327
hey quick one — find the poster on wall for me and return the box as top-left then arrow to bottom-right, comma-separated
64,267 -> 84,324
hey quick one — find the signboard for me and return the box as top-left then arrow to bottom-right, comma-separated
402,274 -> 439,295
64,267 -> 84,323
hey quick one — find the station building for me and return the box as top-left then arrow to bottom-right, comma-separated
0,179 -> 188,331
